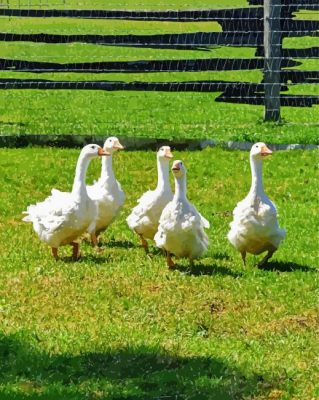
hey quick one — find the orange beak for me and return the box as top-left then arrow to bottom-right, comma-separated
172,163 -> 180,171
165,149 -> 173,159
260,145 -> 272,157
98,148 -> 110,156
113,140 -> 124,150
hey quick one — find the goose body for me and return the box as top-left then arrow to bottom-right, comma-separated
23,144 -> 109,259
227,142 -> 286,266
126,146 -> 173,252
87,137 -> 125,245
155,160 -> 210,267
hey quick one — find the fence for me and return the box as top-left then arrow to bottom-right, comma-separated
0,0 -> 318,130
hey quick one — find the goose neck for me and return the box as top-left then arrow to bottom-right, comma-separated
156,158 -> 171,192
72,153 -> 90,198
101,154 -> 115,184
249,156 -> 265,197
174,174 -> 187,201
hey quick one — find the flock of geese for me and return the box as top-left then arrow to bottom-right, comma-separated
23,137 -> 286,268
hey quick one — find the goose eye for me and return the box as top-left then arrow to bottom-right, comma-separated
256,145 -> 259,148
91,145 -> 95,149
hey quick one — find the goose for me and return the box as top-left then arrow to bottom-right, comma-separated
154,160 -> 210,268
126,146 -> 173,252
87,136 -> 125,247
22,144 -> 109,260
227,142 -> 286,267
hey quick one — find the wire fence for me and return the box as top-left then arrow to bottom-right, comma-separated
0,0 -> 318,136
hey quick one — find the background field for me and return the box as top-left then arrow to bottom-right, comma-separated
0,147 -> 318,399
0,0 -> 318,143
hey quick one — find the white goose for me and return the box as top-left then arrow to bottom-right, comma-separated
155,160 -> 210,268
87,137 -> 125,247
227,142 -> 286,267
126,146 -> 173,252
23,144 -> 109,260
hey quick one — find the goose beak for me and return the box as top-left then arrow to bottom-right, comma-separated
165,149 -> 173,159
98,148 -> 110,156
172,162 -> 180,171
113,140 -> 124,150
260,145 -> 272,157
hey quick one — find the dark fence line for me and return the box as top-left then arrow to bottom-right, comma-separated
0,79 -> 269,92
0,134 -> 317,150
0,32 -> 264,47
0,26 -> 317,48
0,3 -> 317,20
0,7 -> 264,21
2,79 -> 317,107
0,58 -> 300,73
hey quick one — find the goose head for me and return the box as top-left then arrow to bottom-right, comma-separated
82,144 -> 110,158
157,146 -> 173,161
172,160 -> 186,179
103,137 -> 124,154
250,142 -> 272,160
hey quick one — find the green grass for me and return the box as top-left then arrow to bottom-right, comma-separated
0,146 -> 318,399
3,0 -> 249,10
0,43 -> 257,62
0,17 -> 222,35
1,90 -> 318,143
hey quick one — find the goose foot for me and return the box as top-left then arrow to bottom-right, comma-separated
257,249 -> 275,268
51,247 -> 58,260
241,251 -> 246,266
71,242 -> 81,260
166,252 -> 175,270
139,234 -> 149,254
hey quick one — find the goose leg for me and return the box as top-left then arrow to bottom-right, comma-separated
139,234 -> 149,254
51,247 -> 58,260
91,233 -> 102,252
167,252 -> 175,269
241,251 -> 246,266
189,258 -> 194,268
71,242 -> 80,260
258,248 -> 276,268
91,233 -> 98,247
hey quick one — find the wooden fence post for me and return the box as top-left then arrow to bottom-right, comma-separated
264,0 -> 282,121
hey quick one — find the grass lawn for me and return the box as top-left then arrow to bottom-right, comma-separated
1,90 -> 318,144
2,0 -> 250,10
0,146 -> 318,399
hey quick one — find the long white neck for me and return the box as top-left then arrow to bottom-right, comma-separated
100,153 -> 115,184
173,174 -> 187,201
156,157 -> 171,192
72,153 -> 91,198
248,156 -> 265,198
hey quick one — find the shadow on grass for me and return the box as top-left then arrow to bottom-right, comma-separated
173,262 -> 242,278
102,239 -> 136,249
0,333 -> 264,400
60,253 -> 111,264
258,260 -> 314,272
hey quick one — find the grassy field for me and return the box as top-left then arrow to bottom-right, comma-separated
0,2 -> 318,142
0,146 -> 318,399
1,0 -> 250,10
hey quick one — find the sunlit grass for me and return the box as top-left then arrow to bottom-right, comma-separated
0,90 -> 318,143
0,146 -> 318,399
